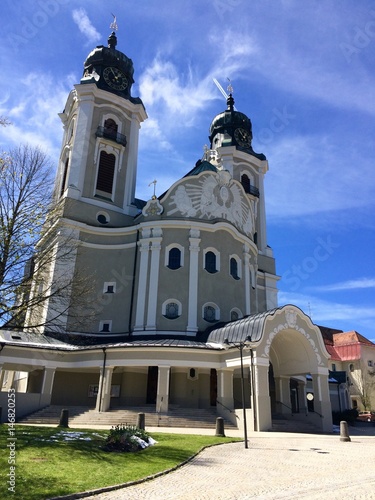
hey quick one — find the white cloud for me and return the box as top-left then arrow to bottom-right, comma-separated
72,8 -> 101,45
264,134 -> 375,220
308,278 -> 375,293
278,291 -> 375,324
0,71 -> 75,160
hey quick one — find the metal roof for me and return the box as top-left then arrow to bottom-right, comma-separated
207,307 -> 283,345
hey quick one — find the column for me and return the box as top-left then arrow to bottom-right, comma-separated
96,366 -> 114,412
156,366 -> 170,413
311,369 -> 333,432
134,229 -> 151,331
257,164 -> 268,253
253,356 -> 272,431
187,229 -> 200,332
298,379 -> 308,415
217,368 -> 234,409
0,365 -> 5,391
71,93 -> 95,192
146,228 -> 163,330
275,376 -> 291,415
40,368 -> 56,407
243,245 -> 251,315
3,370 -> 15,391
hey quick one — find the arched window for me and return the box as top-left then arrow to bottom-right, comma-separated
203,303 -> 219,322
168,247 -> 181,270
60,156 -> 69,197
241,174 -> 251,194
104,118 -> 118,139
163,299 -> 181,319
205,251 -> 217,273
230,257 -> 240,280
96,151 -> 115,196
231,310 -> 239,321
230,308 -> 242,321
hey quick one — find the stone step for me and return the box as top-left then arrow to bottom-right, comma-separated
18,405 -> 237,429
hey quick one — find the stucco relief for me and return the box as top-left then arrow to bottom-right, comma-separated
166,171 -> 255,235
261,310 -> 323,365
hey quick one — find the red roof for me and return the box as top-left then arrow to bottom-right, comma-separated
321,329 -> 375,362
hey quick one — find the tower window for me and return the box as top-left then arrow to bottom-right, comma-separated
205,251 -> 218,273
104,118 -> 118,139
96,151 -> 115,196
241,174 -> 251,193
60,156 -> 69,197
168,247 -> 181,270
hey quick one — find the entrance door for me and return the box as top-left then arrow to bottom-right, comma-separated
210,369 -> 217,406
146,366 -> 158,404
290,379 -> 299,413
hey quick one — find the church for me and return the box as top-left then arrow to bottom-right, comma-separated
0,30 -> 337,433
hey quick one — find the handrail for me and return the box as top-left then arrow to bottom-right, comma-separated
95,126 -> 127,147
310,409 -> 324,418
275,400 -> 294,415
216,399 -> 239,419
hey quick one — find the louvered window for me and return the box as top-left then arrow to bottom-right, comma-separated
96,151 -> 115,194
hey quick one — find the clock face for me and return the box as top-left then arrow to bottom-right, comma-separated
234,127 -> 251,148
103,67 -> 128,91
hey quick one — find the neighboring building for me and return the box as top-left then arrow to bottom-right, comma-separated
322,328 -> 375,412
0,30 -> 341,432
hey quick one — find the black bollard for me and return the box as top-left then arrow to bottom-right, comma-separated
340,420 -> 351,442
215,416 -> 225,437
137,412 -> 145,430
59,409 -> 69,428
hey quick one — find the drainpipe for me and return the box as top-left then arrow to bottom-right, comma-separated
98,348 -> 107,413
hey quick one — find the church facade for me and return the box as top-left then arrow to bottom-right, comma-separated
0,31 -> 334,433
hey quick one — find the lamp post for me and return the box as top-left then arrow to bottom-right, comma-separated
224,336 -> 252,449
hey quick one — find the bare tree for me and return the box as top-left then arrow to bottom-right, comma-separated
349,361 -> 375,411
0,144 -> 95,332
0,116 -> 11,127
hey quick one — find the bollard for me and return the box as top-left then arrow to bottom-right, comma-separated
58,409 -> 69,428
340,420 -> 351,442
137,412 -> 145,430
215,417 -> 225,437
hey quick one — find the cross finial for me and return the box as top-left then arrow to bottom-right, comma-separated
148,179 -> 157,199
110,14 -> 118,31
227,77 -> 233,95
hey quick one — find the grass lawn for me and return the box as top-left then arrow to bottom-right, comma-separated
0,425 -> 240,499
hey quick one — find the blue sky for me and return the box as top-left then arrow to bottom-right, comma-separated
1,0 -> 374,341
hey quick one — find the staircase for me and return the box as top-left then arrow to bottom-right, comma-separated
18,405 -> 238,430
271,414 -> 321,434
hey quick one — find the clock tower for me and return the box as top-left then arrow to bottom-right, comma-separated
55,30 -> 147,226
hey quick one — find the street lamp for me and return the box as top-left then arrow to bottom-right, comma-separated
223,336 -> 252,449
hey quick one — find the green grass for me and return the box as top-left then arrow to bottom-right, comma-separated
0,425 -> 240,499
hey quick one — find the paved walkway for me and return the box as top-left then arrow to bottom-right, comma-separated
83,425 -> 375,500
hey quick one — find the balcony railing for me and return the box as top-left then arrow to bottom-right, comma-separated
242,184 -> 260,197
96,126 -> 127,147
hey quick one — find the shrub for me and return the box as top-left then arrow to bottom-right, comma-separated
104,424 -> 151,452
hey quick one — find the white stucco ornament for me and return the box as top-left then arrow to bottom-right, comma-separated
142,198 -> 164,217
261,309 -> 323,365
167,171 -> 255,235
285,308 -> 297,328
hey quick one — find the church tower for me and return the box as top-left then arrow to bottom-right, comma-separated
55,30 -> 147,226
